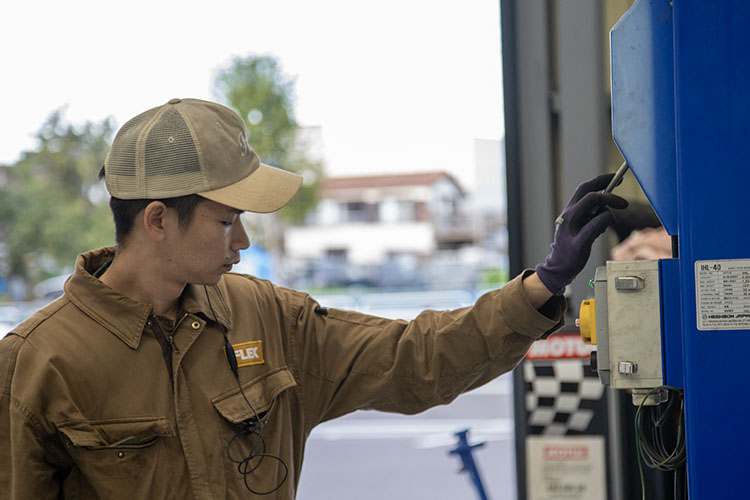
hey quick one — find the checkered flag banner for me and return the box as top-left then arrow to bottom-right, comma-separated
523,334 -> 605,436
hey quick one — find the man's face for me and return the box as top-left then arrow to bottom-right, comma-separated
163,199 -> 250,285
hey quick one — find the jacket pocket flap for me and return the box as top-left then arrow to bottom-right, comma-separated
212,367 -> 296,423
58,417 -> 174,448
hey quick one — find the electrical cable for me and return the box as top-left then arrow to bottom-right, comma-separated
204,286 -> 289,495
634,385 -> 686,500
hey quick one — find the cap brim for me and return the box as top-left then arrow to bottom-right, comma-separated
197,163 -> 303,213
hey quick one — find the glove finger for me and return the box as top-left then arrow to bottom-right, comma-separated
577,210 -> 616,248
567,173 -> 615,206
567,192 -> 627,227
601,193 -> 629,210
567,192 -> 612,232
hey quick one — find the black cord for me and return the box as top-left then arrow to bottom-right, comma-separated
634,386 -> 687,500
204,286 -> 289,495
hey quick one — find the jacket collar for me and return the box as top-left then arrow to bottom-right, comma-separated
65,247 -> 232,349
181,278 -> 233,329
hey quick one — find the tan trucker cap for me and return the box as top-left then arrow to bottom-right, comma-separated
104,98 -> 302,213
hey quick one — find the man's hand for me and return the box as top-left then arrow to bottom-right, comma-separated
535,173 -> 628,295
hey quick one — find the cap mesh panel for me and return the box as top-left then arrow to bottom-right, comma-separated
107,108 -> 159,177
144,108 -> 203,195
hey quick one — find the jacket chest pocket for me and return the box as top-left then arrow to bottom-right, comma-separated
57,417 -> 176,497
211,367 -> 296,492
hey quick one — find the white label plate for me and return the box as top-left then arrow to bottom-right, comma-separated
695,259 -> 750,330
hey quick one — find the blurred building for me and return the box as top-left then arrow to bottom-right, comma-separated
285,171 -> 473,268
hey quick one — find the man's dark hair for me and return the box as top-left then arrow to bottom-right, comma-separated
99,166 -> 205,245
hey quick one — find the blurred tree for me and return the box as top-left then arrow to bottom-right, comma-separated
213,55 -> 324,226
0,110 -> 114,296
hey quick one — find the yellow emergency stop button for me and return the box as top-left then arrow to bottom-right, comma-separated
578,299 -> 597,345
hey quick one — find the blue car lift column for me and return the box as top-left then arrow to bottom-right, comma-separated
612,1 -> 750,497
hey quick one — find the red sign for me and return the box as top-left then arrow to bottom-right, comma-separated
543,445 -> 590,461
525,334 -> 593,360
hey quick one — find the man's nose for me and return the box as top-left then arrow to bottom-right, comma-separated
232,222 -> 251,252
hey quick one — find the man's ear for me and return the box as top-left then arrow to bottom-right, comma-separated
142,201 -> 171,242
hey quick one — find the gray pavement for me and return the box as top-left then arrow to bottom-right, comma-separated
297,374 -> 517,500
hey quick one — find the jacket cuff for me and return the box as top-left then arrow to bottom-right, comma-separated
499,269 -> 566,340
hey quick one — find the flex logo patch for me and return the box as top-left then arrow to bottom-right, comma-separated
232,340 -> 264,367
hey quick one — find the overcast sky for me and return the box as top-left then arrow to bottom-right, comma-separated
1,0 -> 504,191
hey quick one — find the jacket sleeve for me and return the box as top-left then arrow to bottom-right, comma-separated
286,271 -> 565,430
0,334 -> 66,499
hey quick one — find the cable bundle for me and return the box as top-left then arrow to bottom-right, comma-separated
225,392 -> 289,495
634,386 -> 686,500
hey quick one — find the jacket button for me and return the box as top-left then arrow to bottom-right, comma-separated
191,321 -> 201,330
116,451 -> 125,459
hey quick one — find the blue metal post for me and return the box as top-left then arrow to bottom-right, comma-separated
672,2 -> 750,498
612,1 -> 750,497
449,429 -> 489,500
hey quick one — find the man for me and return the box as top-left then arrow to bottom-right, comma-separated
0,98 -> 626,498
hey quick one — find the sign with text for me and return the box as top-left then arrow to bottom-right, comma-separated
526,435 -> 606,500
525,334 -> 594,361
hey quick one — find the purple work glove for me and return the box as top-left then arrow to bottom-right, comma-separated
535,173 -> 628,295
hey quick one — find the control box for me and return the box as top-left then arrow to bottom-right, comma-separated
580,260 -> 664,405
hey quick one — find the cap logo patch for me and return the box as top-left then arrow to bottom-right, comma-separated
232,340 -> 264,367
238,130 -> 249,157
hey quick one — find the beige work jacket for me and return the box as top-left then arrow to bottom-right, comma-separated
0,247 -> 564,499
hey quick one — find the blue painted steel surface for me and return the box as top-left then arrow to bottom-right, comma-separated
612,0 -> 750,497
673,2 -> 750,498
659,258 -> 683,389
610,0 -> 678,235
